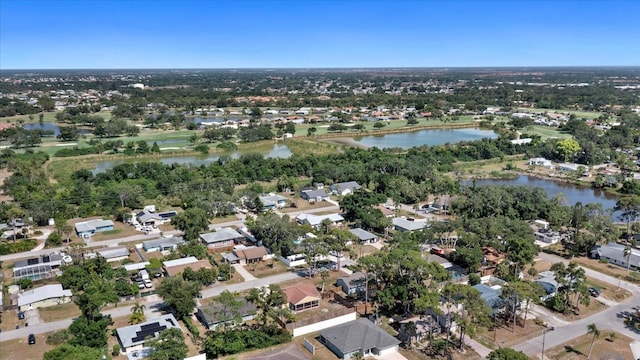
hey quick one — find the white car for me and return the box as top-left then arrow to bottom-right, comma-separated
144,279 -> 153,288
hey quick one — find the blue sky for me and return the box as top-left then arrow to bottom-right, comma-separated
1,0 -> 638,69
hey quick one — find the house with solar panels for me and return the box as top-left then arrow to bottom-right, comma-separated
116,314 -> 181,354
13,254 -> 63,281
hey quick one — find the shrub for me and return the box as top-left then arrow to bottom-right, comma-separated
468,273 -> 481,286
46,330 -> 70,345
183,316 -> 200,339
0,239 -> 37,255
112,344 -> 120,356
16,278 -> 33,289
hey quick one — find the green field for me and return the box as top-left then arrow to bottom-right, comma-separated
527,125 -> 572,140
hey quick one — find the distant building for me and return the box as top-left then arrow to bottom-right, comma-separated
329,182 -> 361,196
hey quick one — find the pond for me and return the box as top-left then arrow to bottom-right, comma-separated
91,143 -> 292,174
351,128 -> 497,149
465,175 -> 622,219
23,122 -> 91,136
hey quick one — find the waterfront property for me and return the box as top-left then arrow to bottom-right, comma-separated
74,219 -> 115,237
591,242 -> 640,271
319,318 -> 401,360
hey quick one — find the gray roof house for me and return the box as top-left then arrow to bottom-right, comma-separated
200,228 -> 245,250
329,182 -> 361,196
336,272 -> 366,295
75,219 -> 114,237
591,242 -> 640,271
348,228 -> 378,243
116,314 -> 181,352
142,236 -> 185,252
136,209 -> 163,227
89,247 -> 130,262
258,194 -> 288,210
319,318 -> 400,359
472,284 -> 504,314
196,298 -> 258,330
300,189 -> 329,202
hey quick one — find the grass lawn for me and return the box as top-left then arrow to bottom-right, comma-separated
569,256 -> 640,285
244,259 -> 288,279
527,125 -> 572,140
545,331 -> 633,360
38,303 -> 81,322
477,318 -> 546,350
0,333 -> 56,360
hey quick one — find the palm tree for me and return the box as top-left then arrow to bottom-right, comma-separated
130,302 -> 146,325
623,246 -> 632,273
586,323 -> 600,359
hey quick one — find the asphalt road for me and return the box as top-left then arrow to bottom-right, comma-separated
513,252 -> 640,358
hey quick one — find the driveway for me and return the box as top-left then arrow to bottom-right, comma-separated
233,263 -> 257,281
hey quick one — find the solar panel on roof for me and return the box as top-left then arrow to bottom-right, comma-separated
42,255 -> 50,263
132,325 -> 167,343
27,258 -> 39,265
140,322 -> 160,330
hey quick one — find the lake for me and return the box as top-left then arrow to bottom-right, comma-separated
91,143 -> 292,174
351,128 -> 497,149
465,175 -> 622,219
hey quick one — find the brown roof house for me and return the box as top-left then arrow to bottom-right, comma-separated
283,283 -> 321,312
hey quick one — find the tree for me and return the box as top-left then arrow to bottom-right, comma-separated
214,290 -> 243,331
130,302 -> 146,325
586,323 -> 600,359
57,126 -> 80,141
245,284 -> 292,326
487,347 -> 528,360
156,276 -> 201,319
147,328 -> 188,360
320,269 -> 330,294
615,196 -> 640,241
624,246 -> 632,273
44,344 -> 108,360
171,208 -> 210,240
555,138 -> 581,162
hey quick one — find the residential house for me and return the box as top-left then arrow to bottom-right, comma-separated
142,236 -> 185,252
258,194 -> 288,210
348,228 -> 377,244
86,247 -> 130,262
534,228 -> 562,245
18,284 -> 73,311
136,209 -> 163,228
591,242 -> 640,271
235,246 -> 268,265
472,284 -> 504,315
295,213 -> 344,229
75,219 -> 114,237
283,283 -> 321,312
535,271 -> 559,301
336,272 -> 366,296
300,189 -> 329,202
528,157 -> 553,168
558,163 -> 589,175
319,318 -> 401,360
196,299 -> 258,330
329,182 -> 361,196
116,314 -> 181,354
200,228 -> 245,251
162,256 -> 214,277
13,254 -> 63,281
392,217 -> 428,232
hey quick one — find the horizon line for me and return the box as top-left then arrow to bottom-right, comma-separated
1,65 -> 640,72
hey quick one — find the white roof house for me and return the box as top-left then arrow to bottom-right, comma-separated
86,247 -> 130,262
392,217 -> 428,232
116,314 -> 181,351
162,256 -> 199,268
75,219 -> 114,236
18,284 -> 72,309
200,228 -> 245,246
295,213 -> 344,228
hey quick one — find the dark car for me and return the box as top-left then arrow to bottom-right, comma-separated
588,287 -> 601,297
18,312 -> 25,320
28,334 -> 36,345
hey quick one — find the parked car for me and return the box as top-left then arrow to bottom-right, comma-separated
588,287 -> 601,297
137,282 -> 145,290
28,334 -> 36,345
144,279 -> 153,288
18,312 -> 25,320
